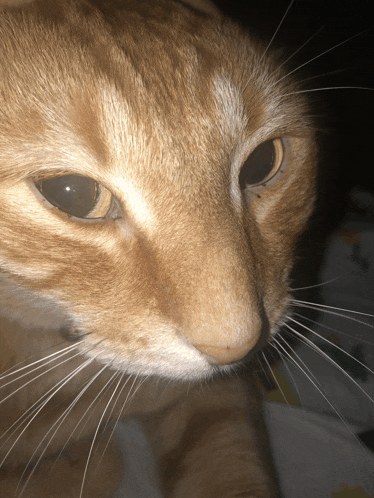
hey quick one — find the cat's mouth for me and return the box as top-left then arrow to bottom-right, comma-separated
59,326 -> 92,342
59,317 -> 272,381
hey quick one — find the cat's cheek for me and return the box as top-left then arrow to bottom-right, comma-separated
0,273 -> 220,381
0,275 -> 218,380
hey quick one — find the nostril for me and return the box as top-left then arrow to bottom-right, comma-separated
194,342 -> 255,365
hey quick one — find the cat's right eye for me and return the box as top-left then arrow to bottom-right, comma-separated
239,139 -> 284,189
35,175 -> 115,219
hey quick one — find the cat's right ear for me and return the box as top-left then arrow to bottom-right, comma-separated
181,0 -> 221,17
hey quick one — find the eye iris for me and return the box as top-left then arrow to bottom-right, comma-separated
35,175 -> 99,218
239,139 -> 283,189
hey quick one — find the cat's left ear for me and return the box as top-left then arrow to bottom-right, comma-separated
181,0 -> 221,17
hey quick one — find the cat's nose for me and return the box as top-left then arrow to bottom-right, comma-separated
194,342 -> 254,365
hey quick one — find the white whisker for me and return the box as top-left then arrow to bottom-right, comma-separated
259,0 -> 295,63
79,369 -> 125,498
270,338 -> 303,404
283,86 -> 373,96
100,373 -> 152,457
0,359 -> 98,450
1,355 -> 97,472
285,323 -> 374,405
276,26 -> 325,71
17,355 -> 110,497
292,274 -> 343,292
296,68 -> 347,85
52,368 -> 121,468
0,343 -> 79,384
256,355 -> 273,387
96,373 -> 140,466
92,373 -> 128,463
0,340 -> 74,380
93,374 -> 133,470
274,30 -> 369,86
98,372 -> 127,436
292,310 -> 374,347
271,335 -> 362,444
272,336 -> 322,395
0,347 -> 85,407
261,350 -> 288,404
293,299 -> 374,324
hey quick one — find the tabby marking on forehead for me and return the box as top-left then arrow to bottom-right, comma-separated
213,74 -> 246,142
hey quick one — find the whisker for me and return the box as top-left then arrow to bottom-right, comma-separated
271,336 -> 324,399
285,322 -> 374,404
269,338 -> 303,404
93,374 -> 152,476
271,335 -> 373,463
117,372 -> 149,415
64,369 -> 124,450
292,299 -> 374,324
292,275 -> 344,292
292,311 -> 374,346
0,339 -> 73,379
17,355 -> 110,497
0,358 -> 98,450
261,350 -> 289,404
96,373 -> 140,467
98,371 -> 127,437
273,334 -> 374,485
256,355 -> 273,387
0,346 -> 85,407
79,369 -> 125,498
0,343 -> 79,383
274,30 -> 369,85
52,368 -> 121,468
161,376 -> 176,400
295,68 -> 347,85
98,373 -> 150,465
271,335 -> 362,441
283,86 -> 373,96
287,313 -> 374,375
276,25 -> 325,71
91,373 -> 128,461
259,0 -> 295,63
1,354 -> 98,471
293,299 -> 374,318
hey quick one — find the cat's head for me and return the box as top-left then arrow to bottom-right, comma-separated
0,0 -> 317,381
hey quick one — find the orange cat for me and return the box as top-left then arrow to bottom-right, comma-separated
0,0 -> 317,496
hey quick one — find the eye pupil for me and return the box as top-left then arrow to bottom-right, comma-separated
35,175 -> 100,218
239,139 -> 283,189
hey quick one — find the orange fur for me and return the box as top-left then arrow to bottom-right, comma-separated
0,0 -> 317,496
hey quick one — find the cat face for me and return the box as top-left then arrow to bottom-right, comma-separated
0,0 -> 317,381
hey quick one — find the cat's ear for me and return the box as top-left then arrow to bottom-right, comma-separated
181,0 -> 221,17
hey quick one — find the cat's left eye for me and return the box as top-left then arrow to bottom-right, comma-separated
35,175 -> 114,219
239,138 -> 284,189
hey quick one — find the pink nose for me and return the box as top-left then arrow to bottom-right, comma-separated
194,342 -> 254,365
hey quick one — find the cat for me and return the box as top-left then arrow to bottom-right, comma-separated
0,0 -> 370,497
